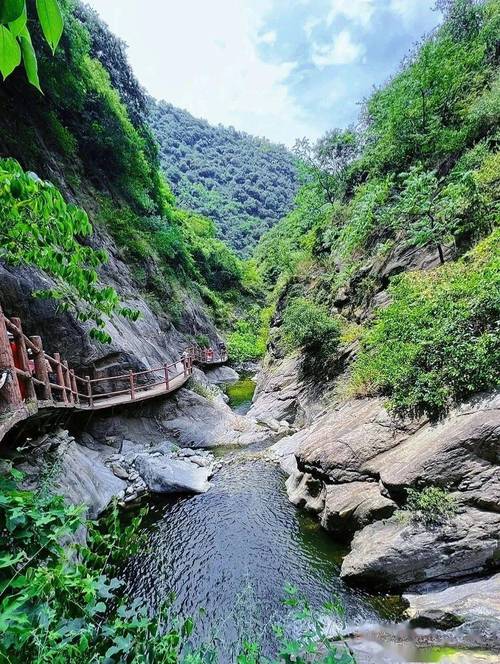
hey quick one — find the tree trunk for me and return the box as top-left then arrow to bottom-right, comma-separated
437,243 -> 445,265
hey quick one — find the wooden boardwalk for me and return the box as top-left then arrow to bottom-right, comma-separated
0,305 -> 228,443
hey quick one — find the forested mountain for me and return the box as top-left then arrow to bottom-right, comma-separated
148,102 -> 299,254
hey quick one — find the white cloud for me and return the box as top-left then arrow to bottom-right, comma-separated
389,0 -> 426,27
304,16 -> 321,38
84,0 -> 312,145
327,0 -> 375,29
311,30 -> 365,67
258,30 -> 277,45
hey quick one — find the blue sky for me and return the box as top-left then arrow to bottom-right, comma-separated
86,0 -> 443,146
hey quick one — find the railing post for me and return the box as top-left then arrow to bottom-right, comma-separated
164,363 -> 170,392
63,361 -> 74,405
70,370 -> 79,404
183,356 -> 187,378
85,375 -> 93,408
54,352 -> 68,404
0,306 -> 22,410
129,370 -> 136,400
11,317 -> 36,402
30,335 -> 52,402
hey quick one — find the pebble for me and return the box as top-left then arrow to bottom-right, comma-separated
111,464 -> 129,480
124,492 -> 138,503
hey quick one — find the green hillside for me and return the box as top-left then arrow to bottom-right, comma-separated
149,101 -> 299,255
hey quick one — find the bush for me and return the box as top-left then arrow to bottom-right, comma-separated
0,470 -> 193,663
351,229 -> 500,418
281,298 -> 341,356
404,486 -> 458,525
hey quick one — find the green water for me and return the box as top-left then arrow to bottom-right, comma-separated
225,375 -> 256,414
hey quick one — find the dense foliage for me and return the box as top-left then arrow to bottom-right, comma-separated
256,0 -> 499,416
281,298 -> 340,357
0,470 -> 354,663
149,102 -> 299,255
351,231 -> 500,418
404,486 -> 459,525
226,305 -> 270,364
0,158 -> 137,341
0,0 -> 263,342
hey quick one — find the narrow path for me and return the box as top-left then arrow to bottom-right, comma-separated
0,305 -> 228,442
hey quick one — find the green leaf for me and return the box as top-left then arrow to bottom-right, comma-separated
35,0 -> 62,54
8,3 -> 25,36
0,0 -> 24,24
19,28 -> 41,91
0,24 -> 20,79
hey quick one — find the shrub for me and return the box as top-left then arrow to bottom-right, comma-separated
351,229 -> 500,418
404,486 -> 458,525
195,334 -> 210,348
281,298 -> 341,356
0,159 -> 137,342
0,470 -> 192,662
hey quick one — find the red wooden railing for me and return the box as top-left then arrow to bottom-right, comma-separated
0,305 -> 227,420
185,345 -> 228,365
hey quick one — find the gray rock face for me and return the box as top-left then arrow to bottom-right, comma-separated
265,428 -> 308,474
134,454 -> 210,494
81,383 -> 271,449
340,508 -> 500,589
321,482 -> 396,535
296,398 -> 422,483
404,573 -> 500,644
286,472 -> 325,513
248,355 -> 302,423
205,366 -> 239,384
143,387 -> 272,448
18,431 -> 126,519
277,391 -> 500,590
367,392 -> 500,508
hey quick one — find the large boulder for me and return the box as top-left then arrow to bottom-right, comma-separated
286,472 -> 325,513
134,454 -> 211,494
320,482 -> 396,535
366,392 -> 500,508
205,366 -> 239,384
19,431 -> 126,518
248,355 -> 302,423
296,398 -> 423,483
82,385 -> 272,449
152,388 -> 272,448
340,508 -> 500,589
404,573 -> 500,647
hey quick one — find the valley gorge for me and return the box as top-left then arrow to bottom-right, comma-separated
0,1 -> 499,663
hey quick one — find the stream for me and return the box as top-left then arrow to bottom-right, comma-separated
123,375 -> 493,663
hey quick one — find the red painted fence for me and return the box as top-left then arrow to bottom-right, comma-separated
0,305 -> 226,421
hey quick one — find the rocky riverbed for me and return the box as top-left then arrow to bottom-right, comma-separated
4,360 -> 498,661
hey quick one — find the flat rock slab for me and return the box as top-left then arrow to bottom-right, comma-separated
340,508 -> 500,590
134,453 -> 211,494
367,392 -> 500,508
404,573 -> 500,643
19,439 -> 126,519
295,398 -> 422,483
